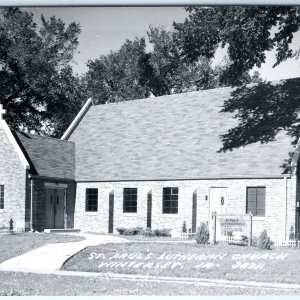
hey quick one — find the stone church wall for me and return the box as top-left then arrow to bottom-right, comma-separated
0,129 -> 27,231
75,177 -> 295,242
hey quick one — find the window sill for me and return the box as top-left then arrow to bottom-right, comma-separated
85,212 -> 99,215
161,213 -> 178,217
252,216 -> 265,221
0,209 -> 4,213
123,212 -> 137,216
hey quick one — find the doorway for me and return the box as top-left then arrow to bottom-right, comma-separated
45,188 -> 65,229
209,187 -> 227,241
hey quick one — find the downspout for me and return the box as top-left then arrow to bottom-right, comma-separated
29,175 -> 33,231
284,176 -> 288,241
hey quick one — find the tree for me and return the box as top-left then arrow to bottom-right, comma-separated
174,6 -> 300,156
0,8 -> 85,137
85,26 -> 235,103
144,26 -> 223,95
84,38 -> 150,104
219,78 -> 300,152
174,6 -> 300,85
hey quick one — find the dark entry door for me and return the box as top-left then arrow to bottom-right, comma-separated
45,188 -> 65,229
108,191 -> 114,233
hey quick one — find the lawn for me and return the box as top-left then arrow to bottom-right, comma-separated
0,232 -> 85,263
61,241 -> 300,284
1,270 -> 299,296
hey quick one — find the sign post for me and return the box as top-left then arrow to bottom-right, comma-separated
248,212 -> 253,246
212,211 -> 217,244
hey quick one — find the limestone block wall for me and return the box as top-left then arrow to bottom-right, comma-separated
0,129 -> 27,230
75,177 -> 295,241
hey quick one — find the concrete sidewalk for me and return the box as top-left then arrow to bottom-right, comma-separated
0,233 -> 128,271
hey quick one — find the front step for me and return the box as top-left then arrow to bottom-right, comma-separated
44,228 -> 81,233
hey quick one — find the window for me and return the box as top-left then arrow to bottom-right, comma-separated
0,185 -> 3,209
163,187 -> 178,214
123,188 -> 137,213
85,188 -> 98,212
246,187 -> 266,216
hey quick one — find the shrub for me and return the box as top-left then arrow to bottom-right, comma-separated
123,227 -> 143,236
289,225 -> 295,240
182,221 -> 187,233
141,228 -> 156,236
116,227 -> 143,235
195,223 -> 210,244
154,228 -> 171,237
116,227 -> 127,235
257,229 -> 274,250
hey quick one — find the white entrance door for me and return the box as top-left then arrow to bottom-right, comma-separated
209,187 -> 227,241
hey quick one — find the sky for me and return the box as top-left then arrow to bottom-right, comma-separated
27,6 -> 300,81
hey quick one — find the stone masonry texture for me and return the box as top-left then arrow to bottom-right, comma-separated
74,177 -> 295,242
0,129 -> 27,230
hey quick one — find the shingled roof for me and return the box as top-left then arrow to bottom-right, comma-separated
68,81 -> 297,181
15,132 -> 75,180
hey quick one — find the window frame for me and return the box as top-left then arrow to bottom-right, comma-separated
123,188 -> 138,213
0,185 -> 4,210
162,187 -> 179,214
246,186 -> 266,217
85,188 -> 98,212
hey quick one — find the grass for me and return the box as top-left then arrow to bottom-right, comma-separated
0,271 -> 300,295
0,232 -> 85,263
62,241 -> 300,284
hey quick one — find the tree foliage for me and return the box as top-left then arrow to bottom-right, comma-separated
0,8 -> 85,137
84,38 -> 150,104
174,6 -> 300,85
174,6 -> 300,154
219,78 -> 300,152
85,26 -> 240,104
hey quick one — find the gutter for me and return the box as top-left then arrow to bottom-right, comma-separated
284,175 -> 288,240
29,174 -> 33,231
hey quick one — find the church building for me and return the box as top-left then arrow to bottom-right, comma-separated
0,78 -> 300,242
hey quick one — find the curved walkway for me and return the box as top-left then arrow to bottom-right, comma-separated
0,233 -> 128,272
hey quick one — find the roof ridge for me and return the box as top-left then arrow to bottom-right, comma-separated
92,85 -> 234,108
91,77 -> 300,108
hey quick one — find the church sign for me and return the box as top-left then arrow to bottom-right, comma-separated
218,216 -> 248,234
212,213 -> 253,244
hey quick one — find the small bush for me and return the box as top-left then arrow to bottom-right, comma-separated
141,228 -> 156,236
257,229 -> 274,250
289,226 -> 295,240
123,227 -> 143,236
116,227 -> 127,235
154,228 -> 171,237
182,221 -> 187,233
116,227 -> 143,235
195,223 -> 210,244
